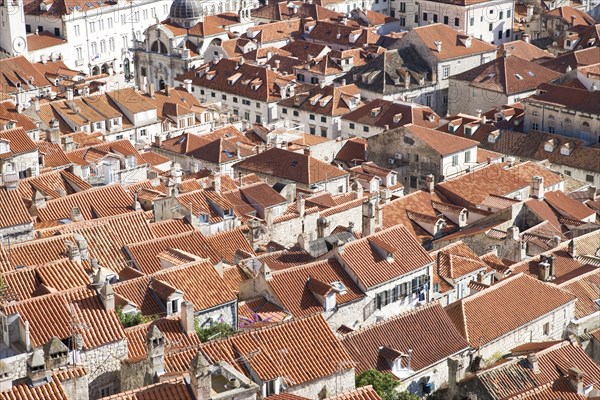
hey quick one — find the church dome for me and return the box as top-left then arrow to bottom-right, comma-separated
169,0 -> 203,21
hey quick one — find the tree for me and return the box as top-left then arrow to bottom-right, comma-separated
116,307 -> 154,328
196,322 -> 235,342
356,369 -> 399,400
355,370 -> 420,400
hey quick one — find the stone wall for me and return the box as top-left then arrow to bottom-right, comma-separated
80,340 -> 128,399
286,368 -> 355,399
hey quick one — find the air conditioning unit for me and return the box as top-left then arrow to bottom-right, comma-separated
394,153 -> 403,159
388,158 -> 395,165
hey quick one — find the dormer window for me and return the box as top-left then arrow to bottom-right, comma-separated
331,281 -> 347,295
371,107 -> 381,117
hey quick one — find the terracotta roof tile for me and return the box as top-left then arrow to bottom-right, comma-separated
339,225 -> 433,288
99,376 -> 193,400
0,187 -> 32,229
148,219 -> 195,238
205,228 -> 255,264
342,99 -> 439,129
445,273 -> 576,348
342,302 -> 468,373
201,314 -> 354,385
269,258 -> 364,317
124,317 -> 200,360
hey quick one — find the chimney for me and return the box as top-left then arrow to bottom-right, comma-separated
180,301 -> 195,334
99,281 -> 115,311
49,119 -> 60,144
27,349 -> 49,387
475,109 -> 482,119
212,174 -> 221,192
303,147 -> 311,156
190,352 -> 212,400
362,199 -> 376,237
532,176 -> 544,199
65,240 -> 81,262
527,354 -> 539,373
69,206 -> 83,222
434,41 -> 442,53
568,239 -> 577,258
183,79 -> 192,93
275,59 -> 281,70
522,33 -> 531,43
526,4 -> 534,17
298,195 -> 305,217
425,174 -> 435,193
146,325 -> 165,378
568,368 -> 584,395
406,349 -> 413,371
506,225 -> 520,241
341,78 -> 346,86
570,15 -> 577,26
588,185 -> 596,199
66,88 -> 74,101
165,84 -> 171,97
0,362 -> 11,392
149,82 -> 156,98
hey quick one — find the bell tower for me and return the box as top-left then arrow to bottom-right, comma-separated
0,0 -> 28,56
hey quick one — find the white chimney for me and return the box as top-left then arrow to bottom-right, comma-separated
66,88 -> 74,101
434,41 -> 442,53
183,79 -> 192,93
532,176 -> 544,199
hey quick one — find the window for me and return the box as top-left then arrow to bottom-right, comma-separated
222,94 -> 227,100
443,94 -> 448,104
391,10 -> 396,17
282,108 -> 287,114
100,386 -> 113,397
507,10 -> 511,18
91,42 -> 97,56
489,23 -> 493,31
415,14 -> 419,23
100,40 -> 106,53
265,380 -> 277,396
297,74 -> 305,82
548,126 -> 555,133
363,126 -> 369,133
309,114 -> 315,120
444,16 -> 449,24
321,127 -> 327,137
443,65 -> 450,79
433,14 -> 438,23
244,111 -> 250,120
470,17 -> 474,26
293,110 -> 299,116
256,102 -> 260,108
465,150 -> 471,163
543,322 -> 550,335
256,115 -> 262,123
532,122 -> 539,130
90,22 -> 96,33
400,2 -> 406,12
425,95 -> 432,107
211,92 -> 216,98
586,174 -> 594,183
310,125 -> 316,135
321,116 -> 326,123
455,17 -> 460,26
498,30 -> 502,39
400,16 -> 405,26
349,122 -> 355,129
499,10 -> 503,19
37,25 -> 43,33
564,170 -> 572,176
423,12 -> 428,21
54,27 -> 60,36
310,77 -> 319,84
109,38 -> 114,51
108,17 -> 113,28
452,154 -> 459,166
26,24 -> 31,33
76,47 -> 83,60
506,29 -> 511,38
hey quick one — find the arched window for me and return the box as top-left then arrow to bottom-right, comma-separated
548,114 -> 554,119
583,121 -> 590,127
109,38 -> 114,51
91,42 -> 97,56
151,40 -> 168,54
100,40 -> 106,53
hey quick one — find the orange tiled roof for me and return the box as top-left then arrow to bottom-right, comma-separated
558,269 -> 600,319
445,273 -> 576,348
342,302 -> 468,373
339,225 -> 433,288
324,386 -> 382,400
148,219 -> 195,238
124,317 -> 200,360
99,376 -> 193,400
0,187 -> 32,230
201,314 -> 354,385
2,286 -> 125,349
205,228 -> 255,264
269,258 -> 364,317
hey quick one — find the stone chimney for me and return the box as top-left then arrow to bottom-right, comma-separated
190,352 -> 212,400
146,325 -> 165,378
212,174 -> 221,193
65,240 -> 81,262
425,174 -> 435,193
148,82 -> 156,98
527,353 -> 539,373
434,41 -> 442,53
74,232 -> 89,261
298,195 -> 305,217
506,225 -> 520,241
568,368 -> 584,395
165,84 -> 171,97
49,118 -> 60,144
28,349 -> 49,387
66,88 -> 74,101
181,301 -> 195,335
70,206 -> 83,222
0,361 -> 12,392
522,33 -> 531,43
532,176 -> 544,200
362,198 -> 376,237
43,337 -> 69,370
99,281 -> 115,311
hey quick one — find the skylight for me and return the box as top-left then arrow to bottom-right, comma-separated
514,74 -> 523,80
527,71 -> 535,77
